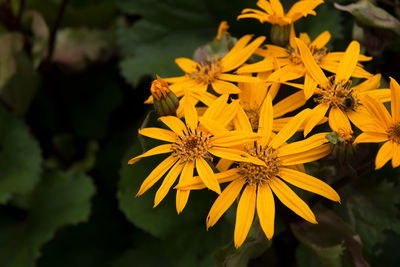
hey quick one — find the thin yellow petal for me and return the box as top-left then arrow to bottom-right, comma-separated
269,178 -> 317,223
354,132 -> 389,144
183,94 -> 198,131
311,31 -> 331,49
136,156 -> 178,196
199,116 -> 228,134
352,74 -> 381,92
257,184 -> 275,240
233,106 -> 253,132
211,80 -> 241,94
154,161 -> 184,208
196,157 -> 221,194
209,146 -> 266,166
128,144 -> 172,164
159,116 -> 188,136
279,132 -> 329,157
176,161 -> 194,214
176,168 -> 240,190
278,167 -> 340,202
392,143 -> 400,168
335,41 -> 360,83
139,127 -> 177,143
273,90 -> 307,118
360,89 -> 391,103
328,107 -> 351,133
211,131 -> 260,147
270,109 -> 310,149
375,141 -> 393,170
304,104 -> 329,136
280,144 -> 331,165
304,74 -> 317,99
362,95 -> 392,129
175,57 -> 200,73
295,38 -> 329,87
270,0 -> 284,16
258,93 -> 273,146
390,77 -> 400,122
237,58 -> 275,74
234,184 -> 257,248
218,73 -> 262,83
207,179 -> 245,228
202,94 -> 229,119
299,33 -> 311,45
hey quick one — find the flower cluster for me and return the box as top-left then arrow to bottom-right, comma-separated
129,0 -> 399,248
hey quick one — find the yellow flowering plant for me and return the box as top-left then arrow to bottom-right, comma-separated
123,0 -> 400,265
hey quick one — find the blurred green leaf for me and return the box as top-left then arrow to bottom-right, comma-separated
296,244 -> 323,267
0,170 -> 95,267
0,32 -> 23,88
0,107 -> 41,204
29,10 -> 50,69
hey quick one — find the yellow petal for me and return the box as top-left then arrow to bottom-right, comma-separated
176,168 -> 240,190
328,107 -> 351,133
347,105 -> 386,133
270,0 -> 284,16
270,109 -> 310,149
280,144 -> 331,165
195,157 -> 221,194
269,178 -> 317,223
234,184 -> 257,248
352,74 -> 381,92
159,116 -> 188,136
257,184 -> 275,239
216,158 -> 234,172
335,41 -> 360,83
237,58 -> 275,74
139,127 -> 177,143
207,178 -> 245,228
299,33 -> 311,45
128,144 -> 172,165
211,79 -> 241,95
273,90 -> 307,118
258,93 -> 273,146
279,132 -> 329,157
392,142 -> 400,168
218,73 -> 262,83
390,77 -> 400,122
304,74 -> 317,99
362,95 -> 392,129
183,94 -> 198,131
361,89 -> 391,103
354,132 -> 389,144
233,106 -> 253,132
279,167 -> 340,202
199,116 -> 228,135
375,141 -> 393,170
176,161 -> 194,214
136,156 -> 178,196
311,31 -> 331,49
212,131 -> 260,147
154,161 -> 184,208
295,38 -> 329,87
175,58 -> 200,73
202,94 -> 229,119
209,146 -> 266,166
304,104 -> 329,136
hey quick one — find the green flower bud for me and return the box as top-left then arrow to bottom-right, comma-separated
151,75 -> 179,116
270,24 -> 291,47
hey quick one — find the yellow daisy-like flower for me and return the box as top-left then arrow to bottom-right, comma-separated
145,35 -> 266,111
354,78 -> 400,169
237,0 -> 324,26
178,95 -> 340,247
294,38 -> 391,135
129,94 -> 265,213
238,28 -> 372,99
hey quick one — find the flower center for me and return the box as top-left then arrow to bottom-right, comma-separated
244,108 -> 260,131
315,77 -> 359,112
387,122 -> 400,144
288,45 -> 327,65
188,56 -> 222,85
171,129 -> 213,163
238,145 -> 281,185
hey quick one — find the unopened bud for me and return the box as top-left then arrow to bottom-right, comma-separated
270,24 -> 291,46
326,130 -> 355,163
151,75 -> 179,116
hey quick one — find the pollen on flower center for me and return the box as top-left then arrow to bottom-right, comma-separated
315,77 -> 359,112
288,45 -> 327,65
238,145 -> 281,185
387,122 -> 400,144
171,129 -> 213,163
188,56 -> 222,84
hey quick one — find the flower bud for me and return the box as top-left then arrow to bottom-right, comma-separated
270,24 -> 291,46
151,75 -> 179,116
326,130 -> 355,163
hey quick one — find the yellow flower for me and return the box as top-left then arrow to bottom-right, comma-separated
354,78 -> 400,169
177,95 -> 340,247
237,28 -> 372,99
128,94 -> 265,213
237,0 -> 324,26
294,38 -> 390,135
144,35 -> 266,115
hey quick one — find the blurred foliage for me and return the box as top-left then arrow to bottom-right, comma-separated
0,0 -> 398,266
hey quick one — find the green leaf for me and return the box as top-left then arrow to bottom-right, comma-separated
0,107 -> 42,203
0,171 -> 96,267
29,10 -> 50,69
0,32 -> 24,88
